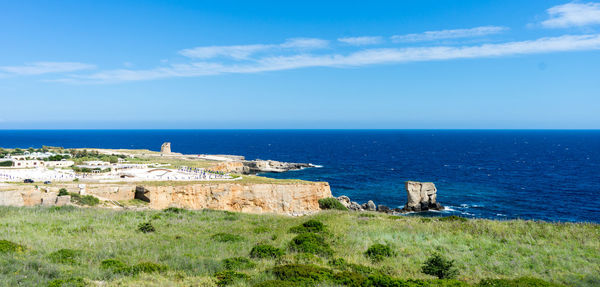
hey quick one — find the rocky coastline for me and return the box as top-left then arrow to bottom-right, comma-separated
333,181 -> 444,214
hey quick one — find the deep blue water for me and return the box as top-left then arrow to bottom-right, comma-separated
1,130 -> 599,223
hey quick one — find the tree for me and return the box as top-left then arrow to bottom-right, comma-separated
421,252 -> 458,279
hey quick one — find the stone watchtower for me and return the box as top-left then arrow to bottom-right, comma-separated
160,142 -> 172,154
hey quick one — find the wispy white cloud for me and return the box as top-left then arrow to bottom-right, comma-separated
0,62 -> 95,76
541,2 -> 600,28
280,38 -> 329,49
338,36 -> 383,46
59,34 -> 600,83
179,44 -> 271,60
391,26 -> 508,43
179,38 -> 328,60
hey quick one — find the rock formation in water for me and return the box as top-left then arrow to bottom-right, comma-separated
403,181 -> 443,212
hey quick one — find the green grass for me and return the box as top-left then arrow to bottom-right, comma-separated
0,207 -> 598,286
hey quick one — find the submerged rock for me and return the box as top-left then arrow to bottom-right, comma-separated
403,181 -> 443,212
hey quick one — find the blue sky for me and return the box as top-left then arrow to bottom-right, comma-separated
1,0 -> 600,129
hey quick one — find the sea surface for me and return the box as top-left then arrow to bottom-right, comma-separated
1,130 -> 598,223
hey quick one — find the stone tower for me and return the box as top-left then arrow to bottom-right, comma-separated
160,142 -> 172,154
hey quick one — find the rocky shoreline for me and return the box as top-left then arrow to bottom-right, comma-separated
333,181 -> 445,214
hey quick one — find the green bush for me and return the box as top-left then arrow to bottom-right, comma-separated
365,244 -> 394,262
289,233 -> 333,257
328,258 -> 373,275
223,257 -> 256,270
438,216 -> 468,222
477,277 -> 563,287
318,198 -> 348,211
47,277 -> 86,287
163,207 -> 185,213
58,188 -> 69,196
289,219 -> 325,233
48,249 -> 80,264
212,233 -> 244,242
0,161 -> 13,167
100,259 -> 130,274
69,193 -> 99,206
333,270 -> 369,287
252,226 -> 270,234
422,253 -> 459,279
0,239 -> 25,253
253,280 -> 296,287
271,264 -> 334,284
250,244 -> 285,259
137,222 -> 155,233
100,259 -> 166,275
130,261 -> 167,274
215,270 -> 249,286
366,275 -> 470,287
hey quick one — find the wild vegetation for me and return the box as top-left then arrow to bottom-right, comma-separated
0,207 -> 598,286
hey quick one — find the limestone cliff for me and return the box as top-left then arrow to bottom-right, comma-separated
0,181 -> 332,215
134,182 -> 331,215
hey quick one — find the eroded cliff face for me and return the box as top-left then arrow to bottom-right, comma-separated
135,182 -> 331,215
0,181 -> 332,215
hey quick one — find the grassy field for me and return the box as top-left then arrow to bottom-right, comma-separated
0,207 -> 598,287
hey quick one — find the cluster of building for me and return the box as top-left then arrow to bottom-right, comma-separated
0,144 -> 235,183
1,152 -> 75,168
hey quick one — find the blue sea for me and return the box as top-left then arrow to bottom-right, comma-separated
1,130 -> 598,223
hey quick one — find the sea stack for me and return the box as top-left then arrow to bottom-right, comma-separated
403,181 -> 443,212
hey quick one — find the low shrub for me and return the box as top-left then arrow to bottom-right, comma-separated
163,207 -> 185,213
253,280 -> 296,287
252,226 -> 270,234
271,264 -> 334,284
47,277 -> 86,287
422,253 -> 459,279
223,257 -> 256,270
69,193 -> 99,206
212,233 -> 244,242
223,211 -> 239,221
333,270 -> 369,287
365,244 -> 394,262
137,222 -> 155,233
289,233 -> 333,257
328,258 -> 373,275
48,249 -> 80,264
477,277 -> 563,287
100,259 -> 166,275
58,188 -> 69,196
130,261 -> 167,274
318,198 -> 348,211
250,244 -> 285,259
289,219 -> 325,233
100,259 -> 130,274
215,270 -> 249,286
0,239 -> 26,253
49,205 -> 77,212
438,215 -> 468,222
367,275 -> 470,287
